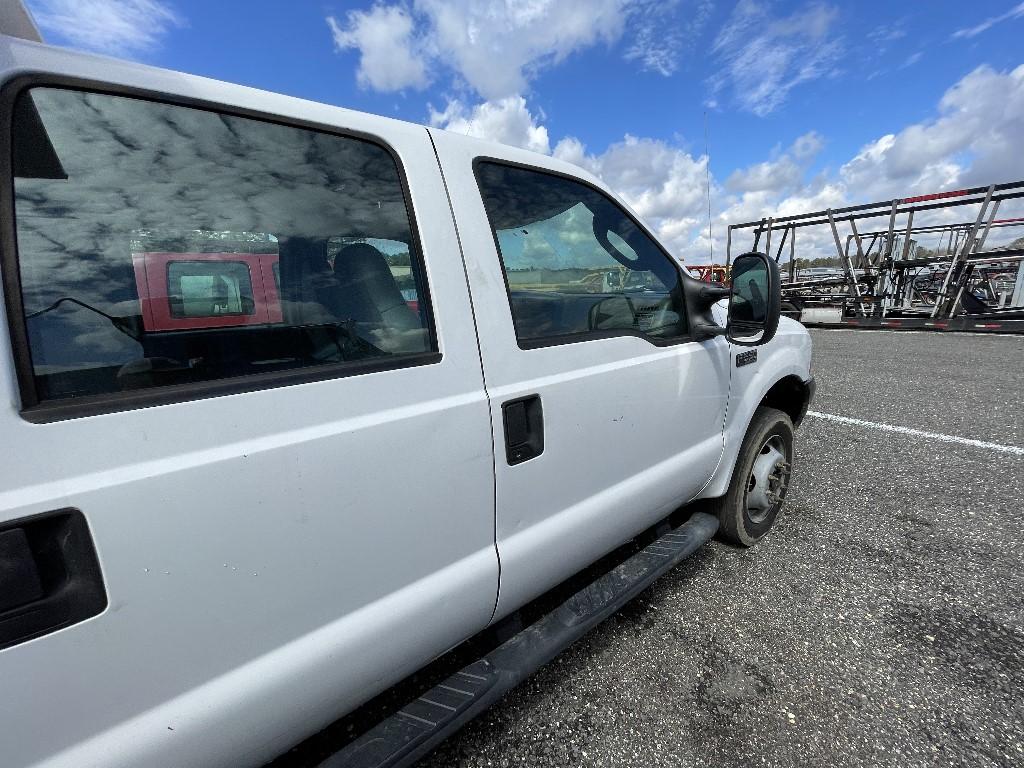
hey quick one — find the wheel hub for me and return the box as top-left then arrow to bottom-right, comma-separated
746,436 -> 791,522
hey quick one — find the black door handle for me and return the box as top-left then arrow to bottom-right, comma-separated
502,394 -> 544,465
0,509 -> 107,651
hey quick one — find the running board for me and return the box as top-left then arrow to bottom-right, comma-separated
318,511 -> 719,768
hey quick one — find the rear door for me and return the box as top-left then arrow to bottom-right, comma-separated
0,40 -> 497,768
431,133 -> 731,618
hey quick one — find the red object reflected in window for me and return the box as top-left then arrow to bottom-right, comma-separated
132,252 -> 282,331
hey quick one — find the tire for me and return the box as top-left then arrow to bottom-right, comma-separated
711,406 -> 795,547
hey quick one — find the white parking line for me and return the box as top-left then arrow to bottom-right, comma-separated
806,411 -> 1024,456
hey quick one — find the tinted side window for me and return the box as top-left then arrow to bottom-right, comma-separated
11,88 -> 434,405
475,161 -> 687,346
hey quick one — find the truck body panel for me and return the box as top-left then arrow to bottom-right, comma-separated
0,32 -> 813,768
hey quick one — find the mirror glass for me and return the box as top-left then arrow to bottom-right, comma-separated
729,255 -> 769,340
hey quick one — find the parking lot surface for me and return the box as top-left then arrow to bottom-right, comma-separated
420,329 -> 1024,768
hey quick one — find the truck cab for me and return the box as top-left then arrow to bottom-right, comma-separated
0,28 -> 812,768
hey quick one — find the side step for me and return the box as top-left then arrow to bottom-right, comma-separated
318,511 -> 719,768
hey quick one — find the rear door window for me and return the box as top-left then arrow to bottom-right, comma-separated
8,87 -> 435,409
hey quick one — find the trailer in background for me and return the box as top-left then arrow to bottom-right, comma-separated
722,181 -> 1024,332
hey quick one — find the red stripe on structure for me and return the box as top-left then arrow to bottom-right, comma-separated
900,189 -> 970,203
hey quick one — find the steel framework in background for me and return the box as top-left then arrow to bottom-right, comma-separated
839,217 -> 1024,313
723,181 -> 1024,329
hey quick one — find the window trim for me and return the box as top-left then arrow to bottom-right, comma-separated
471,157 -> 693,351
0,74 -> 441,423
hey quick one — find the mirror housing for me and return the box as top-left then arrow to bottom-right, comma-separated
727,252 -> 781,346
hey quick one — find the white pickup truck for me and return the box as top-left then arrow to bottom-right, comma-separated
0,26 -> 813,768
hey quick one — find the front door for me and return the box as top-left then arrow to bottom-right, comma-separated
432,134 -> 731,618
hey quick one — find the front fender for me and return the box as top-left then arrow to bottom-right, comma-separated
694,317 -> 812,500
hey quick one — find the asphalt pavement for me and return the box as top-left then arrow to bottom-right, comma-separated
419,329 -> 1024,768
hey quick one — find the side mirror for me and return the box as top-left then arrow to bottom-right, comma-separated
727,252 -> 781,346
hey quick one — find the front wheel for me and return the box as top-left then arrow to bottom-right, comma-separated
710,406 -> 794,546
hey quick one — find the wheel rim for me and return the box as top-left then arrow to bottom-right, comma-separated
746,435 -> 791,523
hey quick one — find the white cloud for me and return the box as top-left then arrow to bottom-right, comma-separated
726,132 -> 824,193
552,134 -> 713,259
327,1 -> 737,98
867,24 -> 906,45
900,51 -> 924,69
429,96 -> 551,154
839,64 -> 1024,198
29,0 -> 182,56
710,0 -> 843,116
571,135 -> 708,221
327,5 -> 429,92
623,0 -> 714,77
420,0 -> 626,99
328,0 -> 628,100
951,1 -> 1024,39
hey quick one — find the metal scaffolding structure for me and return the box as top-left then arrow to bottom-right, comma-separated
723,181 -> 1024,331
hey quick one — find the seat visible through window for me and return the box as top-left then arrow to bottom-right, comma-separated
330,243 -> 419,330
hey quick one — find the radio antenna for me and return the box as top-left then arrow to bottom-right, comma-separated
704,110 -> 714,262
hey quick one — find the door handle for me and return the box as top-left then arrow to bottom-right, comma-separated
502,394 -> 544,465
0,509 -> 107,651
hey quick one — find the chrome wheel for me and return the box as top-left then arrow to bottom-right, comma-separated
745,435 -> 791,522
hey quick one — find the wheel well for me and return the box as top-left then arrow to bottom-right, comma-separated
759,375 -> 810,427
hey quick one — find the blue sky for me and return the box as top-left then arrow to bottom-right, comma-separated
23,1 -> 1024,260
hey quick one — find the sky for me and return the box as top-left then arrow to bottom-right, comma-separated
22,0 -> 1024,262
